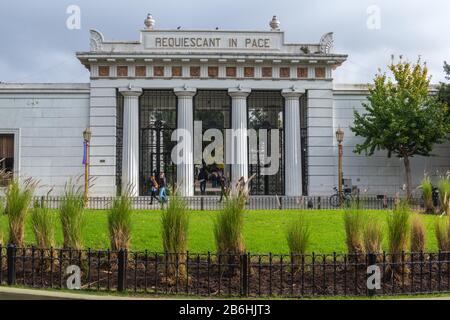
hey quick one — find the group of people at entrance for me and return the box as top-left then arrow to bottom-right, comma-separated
197,161 -> 229,202
149,171 -> 168,205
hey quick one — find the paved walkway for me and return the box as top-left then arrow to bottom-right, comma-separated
0,287 -> 157,300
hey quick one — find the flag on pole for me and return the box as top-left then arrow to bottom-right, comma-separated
82,141 -> 87,165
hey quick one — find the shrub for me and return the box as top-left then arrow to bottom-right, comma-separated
161,194 -> 189,281
5,178 -> 37,247
363,217 -> 383,254
438,176 -> 450,216
411,214 -> 426,253
286,215 -> 311,268
343,205 -> 365,255
60,182 -> 85,250
435,216 -> 450,251
214,193 -> 246,257
108,193 -> 132,251
30,201 -> 55,249
421,176 -> 434,213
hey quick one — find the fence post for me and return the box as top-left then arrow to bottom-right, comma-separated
367,253 -> 377,297
318,196 -> 321,210
117,249 -> 127,292
201,197 -> 204,211
7,245 -> 16,286
240,253 -> 249,296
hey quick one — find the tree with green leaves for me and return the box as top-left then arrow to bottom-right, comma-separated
351,59 -> 450,199
438,61 -> 450,108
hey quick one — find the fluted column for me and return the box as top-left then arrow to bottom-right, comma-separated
174,87 -> 197,196
119,87 -> 142,196
282,88 -> 304,196
229,87 -> 251,186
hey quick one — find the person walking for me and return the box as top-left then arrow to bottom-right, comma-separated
198,165 -> 208,195
158,172 -> 168,205
218,173 -> 229,203
149,171 -> 159,205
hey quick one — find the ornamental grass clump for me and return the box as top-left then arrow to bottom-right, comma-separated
411,214 -> 426,253
363,217 -> 383,255
60,181 -> 85,250
343,204 -> 365,257
386,201 -> 411,279
286,214 -> 311,269
214,193 -> 246,271
30,201 -> 55,249
438,176 -> 450,216
421,176 -> 434,214
5,178 -> 37,247
108,192 -> 133,251
435,216 -> 450,251
161,194 -> 189,282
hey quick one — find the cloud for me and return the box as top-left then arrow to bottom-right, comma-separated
0,0 -> 448,83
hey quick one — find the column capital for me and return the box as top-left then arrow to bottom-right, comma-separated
174,86 -> 197,97
119,86 -> 143,97
228,86 -> 251,98
281,87 -> 305,99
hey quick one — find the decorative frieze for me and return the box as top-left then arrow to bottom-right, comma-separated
208,66 -> 219,78
98,66 -> 110,77
190,66 -> 200,77
226,67 -> 236,77
315,67 -> 326,79
172,66 -> 182,77
117,66 -> 128,77
93,62 -> 329,80
244,67 -> 255,78
154,66 -> 164,77
262,67 -> 272,77
280,67 -> 290,78
135,66 -> 146,77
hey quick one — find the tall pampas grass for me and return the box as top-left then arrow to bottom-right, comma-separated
343,204 -> 365,255
421,176 -> 434,214
386,201 -> 411,279
5,178 -> 37,247
363,217 -> 383,254
287,214 -> 311,269
108,191 -> 133,251
161,193 -> 189,282
435,216 -> 450,251
411,214 -> 426,253
31,201 -> 55,249
60,180 -> 85,250
438,175 -> 450,216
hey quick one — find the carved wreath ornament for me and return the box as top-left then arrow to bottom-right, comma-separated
319,32 -> 334,54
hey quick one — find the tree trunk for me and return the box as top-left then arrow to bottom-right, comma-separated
403,156 -> 412,200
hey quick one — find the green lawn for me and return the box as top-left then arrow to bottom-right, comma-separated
0,210 -> 441,254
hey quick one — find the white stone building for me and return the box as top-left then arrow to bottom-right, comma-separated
0,16 -> 448,197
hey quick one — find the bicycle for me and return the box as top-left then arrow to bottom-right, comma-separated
329,187 -> 353,208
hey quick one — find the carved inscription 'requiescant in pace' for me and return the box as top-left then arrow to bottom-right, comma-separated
154,37 -> 271,49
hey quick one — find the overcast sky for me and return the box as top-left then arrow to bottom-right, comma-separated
0,0 -> 449,84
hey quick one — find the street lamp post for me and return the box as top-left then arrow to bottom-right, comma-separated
83,128 -> 92,206
335,127 -> 344,203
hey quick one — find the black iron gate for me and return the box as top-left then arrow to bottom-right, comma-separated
139,90 -> 177,196
248,91 -> 285,195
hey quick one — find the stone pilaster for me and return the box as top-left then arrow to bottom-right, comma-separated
229,87 -> 251,186
174,87 -> 197,196
282,88 -> 304,196
119,87 -> 142,196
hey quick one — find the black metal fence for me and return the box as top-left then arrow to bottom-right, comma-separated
1,245 -> 450,298
26,195 -> 426,211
